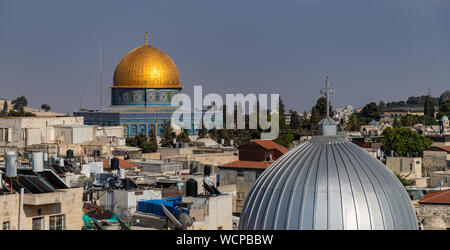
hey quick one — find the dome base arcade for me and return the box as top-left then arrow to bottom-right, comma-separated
111,88 -> 181,106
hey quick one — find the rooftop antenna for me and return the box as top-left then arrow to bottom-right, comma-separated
99,40 -> 102,110
320,76 -> 335,118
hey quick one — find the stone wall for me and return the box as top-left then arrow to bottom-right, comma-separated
386,157 -> 422,178
417,204 -> 450,229
423,151 -> 448,175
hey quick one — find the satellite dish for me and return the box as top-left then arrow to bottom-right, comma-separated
202,180 -> 216,195
117,215 -> 131,230
120,210 -> 131,221
209,185 -> 222,195
92,219 -> 106,230
161,204 -> 183,229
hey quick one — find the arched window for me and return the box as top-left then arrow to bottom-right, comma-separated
123,126 -> 128,136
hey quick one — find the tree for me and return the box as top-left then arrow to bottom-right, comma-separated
300,111 -> 311,132
278,97 -> 287,129
125,132 -> 157,153
424,95 -> 434,117
160,121 -> 174,147
358,102 -> 381,124
11,96 -> 28,110
41,104 -> 51,112
401,114 -> 415,127
393,116 -> 402,128
381,127 -> 432,157
198,127 -> 207,139
126,136 -> 138,147
414,115 -> 438,126
378,101 -> 386,113
176,129 -> 191,143
289,109 -> 301,130
310,97 -> 333,133
345,113 -> 361,131
0,100 -> 7,116
274,132 -> 294,148
437,100 -> 450,120
396,174 -> 413,187
7,109 -> 36,117
148,128 -> 158,151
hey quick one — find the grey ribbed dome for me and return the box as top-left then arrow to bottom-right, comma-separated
239,135 -> 418,230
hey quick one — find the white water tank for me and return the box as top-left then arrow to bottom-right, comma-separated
119,169 -> 126,180
43,153 -> 48,162
32,152 -> 44,172
59,158 -> 65,167
5,151 -> 17,177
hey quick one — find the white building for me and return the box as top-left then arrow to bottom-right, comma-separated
54,125 -> 93,145
334,105 -> 355,124
0,116 -> 84,150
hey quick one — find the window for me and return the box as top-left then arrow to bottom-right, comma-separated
237,192 -> 244,200
49,214 -> 65,230
0,128 -> 3,141
2,221 -> 10,230
4,128 -> 8,142
32,217 -> 44,230
237,169 -> 244,177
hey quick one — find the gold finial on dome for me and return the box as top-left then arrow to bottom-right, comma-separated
112,34 -> 182,89
145,30 -> 148,45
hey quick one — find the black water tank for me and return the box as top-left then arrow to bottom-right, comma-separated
66,149 -> 74,158
111,158 -> 120,171
204,165 -> 211,176
186,178 -> 198,197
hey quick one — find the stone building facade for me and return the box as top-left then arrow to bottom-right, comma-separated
0,188 -> 83,230
417,189 -> 450,230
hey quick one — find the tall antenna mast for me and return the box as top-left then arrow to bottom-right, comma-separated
99,40 -> 103,110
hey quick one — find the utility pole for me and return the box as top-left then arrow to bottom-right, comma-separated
18,188 -> 24,230
99,40 -> 103,110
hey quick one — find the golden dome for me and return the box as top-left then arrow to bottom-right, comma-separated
112,34 -> 181,89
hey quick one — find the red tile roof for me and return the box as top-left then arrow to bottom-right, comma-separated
102,158 -> 139,169
419,189 -> 450,205
437,146 -> 450,153
251,140 -> 288,154
220,160 -> 272,169
425,146 -> 450,153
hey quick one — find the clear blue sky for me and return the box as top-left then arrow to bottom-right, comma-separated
0,0 -> 449,113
